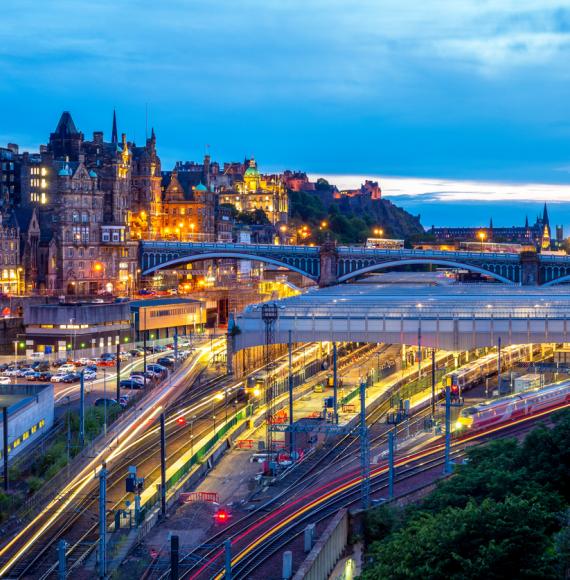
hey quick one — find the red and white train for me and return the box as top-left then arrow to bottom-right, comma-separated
456,379 -> 570,431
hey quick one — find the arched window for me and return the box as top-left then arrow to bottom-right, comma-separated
72,211 -> 80,223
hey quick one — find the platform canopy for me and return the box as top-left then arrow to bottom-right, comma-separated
231,283 -> 570,352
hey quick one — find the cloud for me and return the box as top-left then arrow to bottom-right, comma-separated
315,174 -> 570,203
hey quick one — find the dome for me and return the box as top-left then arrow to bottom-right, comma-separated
244,165 -> 260,178
58,164 -> 72,177
89,170 -> 98,178
195,182 -> 208,192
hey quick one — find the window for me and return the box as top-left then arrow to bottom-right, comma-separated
102,231 -> 110,242
67,248 -> 74,258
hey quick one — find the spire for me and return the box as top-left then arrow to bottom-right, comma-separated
542,203 -> 550,227
525,215 -> 529,229
112,109 -> 118,144
489,217 -> 493,230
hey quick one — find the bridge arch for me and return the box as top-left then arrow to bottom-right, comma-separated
142,252 -> 318,280
337,258 -> 515,284
543,273 -> 570,287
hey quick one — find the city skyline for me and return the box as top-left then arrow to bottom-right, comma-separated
2,1 -> 570,187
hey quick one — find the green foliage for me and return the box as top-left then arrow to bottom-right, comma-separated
363,411 -> 570,579
26,476 -> 44,493
235,208 -> 270,225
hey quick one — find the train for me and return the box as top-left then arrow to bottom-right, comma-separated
443,344 -> 545,392
456,379 -> 570,431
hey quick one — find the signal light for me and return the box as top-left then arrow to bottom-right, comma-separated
176,416 -> 186,426
214,508 -> 230,523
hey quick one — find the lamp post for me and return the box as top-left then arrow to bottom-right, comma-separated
373,227 -> 384,237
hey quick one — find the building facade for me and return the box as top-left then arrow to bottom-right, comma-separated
1,110 -> 163,296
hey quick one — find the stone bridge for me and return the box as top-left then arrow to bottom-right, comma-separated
140,241 -> 570,286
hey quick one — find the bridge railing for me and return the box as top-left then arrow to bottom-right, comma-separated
338,246 -> 521,260
140,241 -> 319,254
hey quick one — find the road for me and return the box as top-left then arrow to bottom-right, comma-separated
0,337 -> 224,578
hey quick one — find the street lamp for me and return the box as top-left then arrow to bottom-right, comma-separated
373,227 -> 384,236
478,231 -> 486,251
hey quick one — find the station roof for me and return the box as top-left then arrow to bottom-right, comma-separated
130,297 -> 203,310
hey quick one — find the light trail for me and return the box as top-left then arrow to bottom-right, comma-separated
0,340 -> 221,577
204,400 -> 570,580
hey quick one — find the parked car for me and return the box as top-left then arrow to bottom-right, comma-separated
58,363 -> 76,374
85,364 -> 98,373
131,371 -> 157,381
129,349 -> 142,358
118,352 -> 131,362
83,370 -> 97,381
94,398 -> 125,409
62,373 -> 81,383
129,374 -> 149,386
52,358 -> 69,368
157,357 -> 175,367
77,357 -> 96,366
101,352 -> 116,361
96,359 -> 114,367
119,395 -> 130,407
16,367 -> 34,377
147,364 -> 167,376
25,371 -> 41,381
37,371 -> 53,381
51,373 -> 69,383
120,379 -> 143,390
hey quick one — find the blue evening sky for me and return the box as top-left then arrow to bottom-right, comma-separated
2,1 -> 570,228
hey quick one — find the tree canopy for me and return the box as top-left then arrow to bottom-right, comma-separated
363,411 -> 570,580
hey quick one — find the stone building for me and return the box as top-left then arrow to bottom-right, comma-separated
0,211 -> 21,294
4,110 -> 162,295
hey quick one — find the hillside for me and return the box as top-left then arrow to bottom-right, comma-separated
288,188 -> 424,244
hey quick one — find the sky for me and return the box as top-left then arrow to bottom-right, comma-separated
2,1 -> 570,227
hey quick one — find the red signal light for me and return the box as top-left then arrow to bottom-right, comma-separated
214,508 -> 229,523
176,416 -> 186,426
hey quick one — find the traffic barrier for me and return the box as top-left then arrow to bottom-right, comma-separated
179,491 -> 219,504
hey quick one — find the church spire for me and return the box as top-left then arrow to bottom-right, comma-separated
542,203 -> 550,227
111,109 -> 118,144
525,215 -> 529,229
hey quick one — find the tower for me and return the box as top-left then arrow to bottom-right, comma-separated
541,203 -> 551,250
111,110 -> 118,144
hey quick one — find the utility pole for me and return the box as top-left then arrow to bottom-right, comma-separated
288,330 -> 295,457
2,407 -> 8,491
497,336 -> 502,392
333,342 -> 338,424
98,463 -> 108,579
261,303 -> 278,460
359,381 -> 370,510
174,328 -> 179,363
160,413 -> 167,518
444,385 -> 452,475
79,370 -> 85,448
116,342 -> 121,401
225,538 -> 232,580
388,431 -> 395,500
431,349 -> 436,418
170,534 -> 179,580
58,539 -> 67,580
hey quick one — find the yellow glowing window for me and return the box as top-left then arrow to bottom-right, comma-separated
22,431 -> 29,441
12,438 -> 20,448
39,419 -> 45,428
31,425 -> 37,434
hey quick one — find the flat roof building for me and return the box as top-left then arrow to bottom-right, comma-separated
23,301 -> 131,356
130,298 -> 206,341
0,383 -> 54,461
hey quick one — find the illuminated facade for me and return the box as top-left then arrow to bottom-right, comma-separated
0,212 -> 21,294
218,159 -> 288,225
161,171 -> 215,241
2,111 -> 161,295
